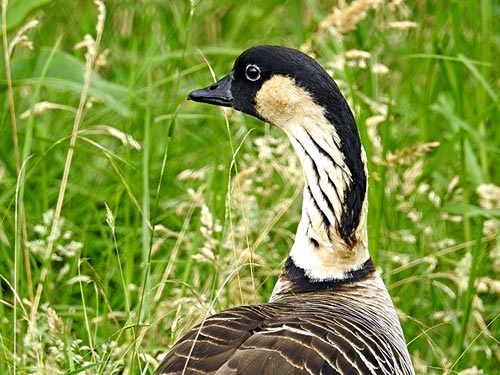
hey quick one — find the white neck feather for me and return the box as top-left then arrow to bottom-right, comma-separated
285,121 -> 370,281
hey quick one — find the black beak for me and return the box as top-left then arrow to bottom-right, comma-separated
187,73 -> 233,107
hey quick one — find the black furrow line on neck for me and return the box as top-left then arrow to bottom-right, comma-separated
305,185 -> 331,229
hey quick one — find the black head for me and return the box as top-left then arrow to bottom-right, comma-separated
188,45 -> 352,125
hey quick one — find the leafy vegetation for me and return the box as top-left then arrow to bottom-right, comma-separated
1,0 -> 499,374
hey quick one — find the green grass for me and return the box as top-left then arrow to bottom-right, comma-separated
1,0 -> 499,374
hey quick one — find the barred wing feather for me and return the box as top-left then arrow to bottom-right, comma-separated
156,293 -> 413,375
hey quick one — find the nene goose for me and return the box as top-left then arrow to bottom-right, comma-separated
156,45 -> 415,375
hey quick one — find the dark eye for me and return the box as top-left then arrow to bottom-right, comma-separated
245,64 -> 261,81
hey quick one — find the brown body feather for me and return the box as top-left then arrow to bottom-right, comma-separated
155,267 -> 413,375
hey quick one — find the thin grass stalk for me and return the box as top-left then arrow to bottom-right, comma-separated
27,0 -> 107,341
146,114 -> 179,341
2,1 -> 18,369
140,204 -> 197,368
226,129 -> 256,300
457,221 -> 483,362
450,310 -> 500,373
2,0 -> 33,370
138,44 -> 187,358
131,90 -> 152,375
143,0 -> 198,325
146,0 -> 194,316
153,204 -> 197,306
106,203 -> 130,313
19,40 -> 62,310
2,0 -> 21,174
13,157 -> 32,373
122,61 -> 137,373
478,0 -> 492,179
2,2 -> 31,251
77,259 -> 96,360
137,69 -> 152,353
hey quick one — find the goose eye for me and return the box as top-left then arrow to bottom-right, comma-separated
245,64 -> 261,81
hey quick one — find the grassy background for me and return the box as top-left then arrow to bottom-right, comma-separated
1,0 -> 499,374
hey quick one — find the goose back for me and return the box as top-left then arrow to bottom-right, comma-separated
155,267 -> 413,375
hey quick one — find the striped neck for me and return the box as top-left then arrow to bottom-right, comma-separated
253,74 -> 370,290
285,119 -> 370,282
270,115 -> 370,300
